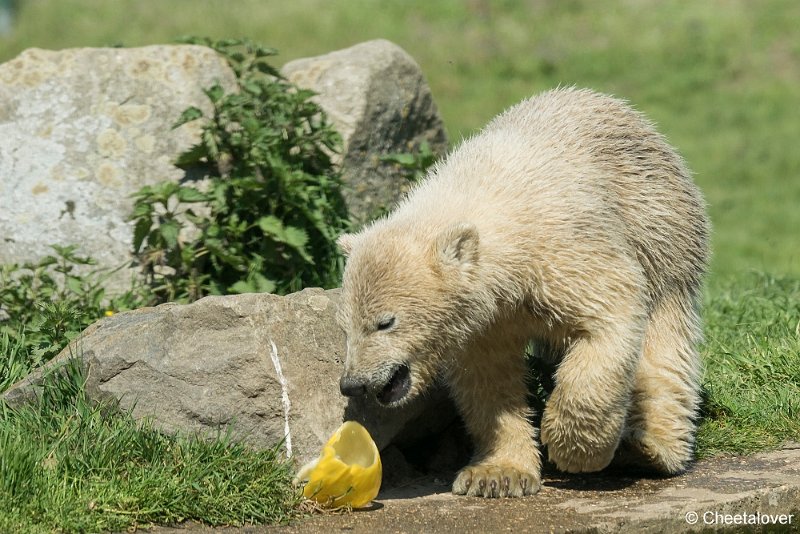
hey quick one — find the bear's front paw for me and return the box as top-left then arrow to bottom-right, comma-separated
545,440 -> 616,473
540,410 -> 618,473
452,463 -> 541,498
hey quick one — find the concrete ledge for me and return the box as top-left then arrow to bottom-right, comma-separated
149,443 -> 800,533
277,442 -> 800,533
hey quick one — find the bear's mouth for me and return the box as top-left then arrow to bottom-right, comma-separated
376,363 -> 411,405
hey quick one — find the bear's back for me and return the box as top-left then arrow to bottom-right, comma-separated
399,87 -> 710,305
491,88 -> 710,300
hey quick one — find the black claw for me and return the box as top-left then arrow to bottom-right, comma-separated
502,476 -> 510,490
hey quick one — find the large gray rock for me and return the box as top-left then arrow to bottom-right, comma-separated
2,288 -> 455,465
0,41 -> 448,290
283,39 -> 448,224
0,45 -> 236,289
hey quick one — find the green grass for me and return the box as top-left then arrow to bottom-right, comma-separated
0,330 -> 33,392
0,356 -> 302,534
697,273 -> 800,457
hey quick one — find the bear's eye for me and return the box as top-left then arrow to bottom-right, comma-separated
376,316 -> 396,332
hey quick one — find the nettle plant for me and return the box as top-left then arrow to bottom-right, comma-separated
132,38 -> 349,303
0,245 -> 144,373
381,141 -> 437,185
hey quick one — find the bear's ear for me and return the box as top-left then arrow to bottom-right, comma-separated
336,233 -> 358,257
434,223 -> 479,272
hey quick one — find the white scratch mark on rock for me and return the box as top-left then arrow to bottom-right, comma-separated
269,339 -> 292,458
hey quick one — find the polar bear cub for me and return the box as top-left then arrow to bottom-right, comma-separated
336,87 -> 710,498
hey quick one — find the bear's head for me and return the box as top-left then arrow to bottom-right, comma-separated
336,221 -> 482,407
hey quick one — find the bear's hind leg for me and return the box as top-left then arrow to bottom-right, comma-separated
617,291 -> 702,474
448,330 -> 542,498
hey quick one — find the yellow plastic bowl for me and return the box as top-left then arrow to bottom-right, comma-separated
297,421 -> 382,508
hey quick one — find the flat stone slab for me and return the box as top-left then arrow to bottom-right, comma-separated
150,443 -> 800,533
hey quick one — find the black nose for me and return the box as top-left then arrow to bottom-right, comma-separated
340,375 -> 368,397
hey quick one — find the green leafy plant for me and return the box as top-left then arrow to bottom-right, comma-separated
0,246 -> 146,367
381,141 -> 437,184
0,245 -> 102,327
131,37 -> 349,303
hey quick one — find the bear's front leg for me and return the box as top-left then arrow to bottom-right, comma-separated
540,316 -> 645,473
446,333 -> 541,498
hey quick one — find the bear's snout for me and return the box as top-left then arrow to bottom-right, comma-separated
339,374 -> 368,397
339,363 -> 413,405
